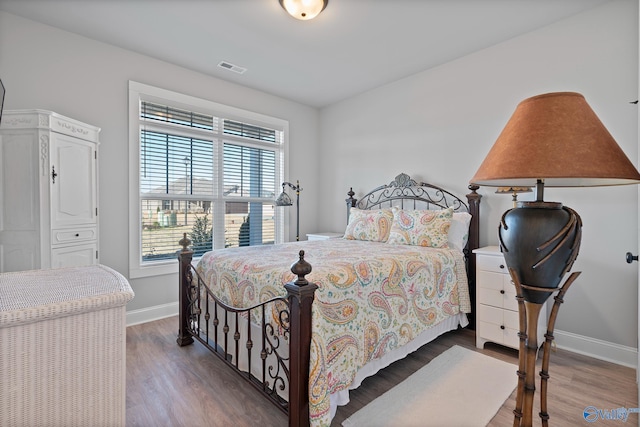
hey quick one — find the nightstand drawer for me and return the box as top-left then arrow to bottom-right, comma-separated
479,288 -> 517,311
478,305 -> 520,348
502,327 -> 520,348
477,271 -> 517,310
479,304 -> 518,327
503,289 -> 518,311
478,320 -> 520,348
478,304 -> 504,325
478,320 -> 506,344
477,254 -> 508,274
503,308 -> 520,329
477,270 -> 505,291
474,246 -> 547,351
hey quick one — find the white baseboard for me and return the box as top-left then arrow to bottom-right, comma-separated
126,302 -> 178,326
555,329 -> 638,369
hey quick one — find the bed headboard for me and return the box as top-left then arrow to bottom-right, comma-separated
345,173 -> 481,327
349,172 -> 468,210
345,173 -> 480,255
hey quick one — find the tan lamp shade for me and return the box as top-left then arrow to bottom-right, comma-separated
470,92 -> 640,187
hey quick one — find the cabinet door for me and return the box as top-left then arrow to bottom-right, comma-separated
50,134 -> 97,228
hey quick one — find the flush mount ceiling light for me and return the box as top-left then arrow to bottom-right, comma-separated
279,0 -> 328,20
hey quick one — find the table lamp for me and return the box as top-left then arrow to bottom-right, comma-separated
470,92 -> 640,426
496,186 -> 533,207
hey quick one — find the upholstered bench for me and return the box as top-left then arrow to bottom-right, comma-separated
0,265 -> 134,426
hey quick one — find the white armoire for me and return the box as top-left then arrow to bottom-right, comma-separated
0,110 -> 99,272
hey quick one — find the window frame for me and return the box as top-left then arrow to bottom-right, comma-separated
128,81 -> 289,278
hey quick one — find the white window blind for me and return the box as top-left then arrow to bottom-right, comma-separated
129,82 -> 287,277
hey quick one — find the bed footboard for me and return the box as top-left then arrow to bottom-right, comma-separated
177,234 -> 317,427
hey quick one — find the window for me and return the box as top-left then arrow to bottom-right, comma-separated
129,82 -> 288,278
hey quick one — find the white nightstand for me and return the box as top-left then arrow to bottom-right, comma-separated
473,246 -> 546,350
306,232 -> 343,241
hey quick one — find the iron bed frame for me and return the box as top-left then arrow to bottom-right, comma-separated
177,173 -> 481,427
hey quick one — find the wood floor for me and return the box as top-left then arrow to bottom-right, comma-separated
126,316 -> 638,426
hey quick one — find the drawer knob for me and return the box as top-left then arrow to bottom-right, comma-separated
499,264 -> 505,269
500,325 -> 505,330
75,233 -> 80,237
500,289 -> 505,295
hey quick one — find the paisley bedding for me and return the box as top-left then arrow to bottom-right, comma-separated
196,238 -> 470,427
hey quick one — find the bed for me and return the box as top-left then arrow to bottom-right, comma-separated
177,173 -> 481,427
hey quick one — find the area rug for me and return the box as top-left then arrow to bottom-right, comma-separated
342,345 -> 517,427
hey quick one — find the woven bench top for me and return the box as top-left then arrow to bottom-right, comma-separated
0,264 -> 134,327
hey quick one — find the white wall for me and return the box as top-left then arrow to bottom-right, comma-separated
1,0 -> 638,365
319,0 -> 639,363
0,11 -> 320,314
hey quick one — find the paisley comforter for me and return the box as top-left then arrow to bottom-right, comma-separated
196,238 -> 470,427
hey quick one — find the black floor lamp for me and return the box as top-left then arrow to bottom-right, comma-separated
275,180 -> 302,241
470,92 -> 640,427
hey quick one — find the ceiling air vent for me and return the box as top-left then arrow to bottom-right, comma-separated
218,61 -> 247,74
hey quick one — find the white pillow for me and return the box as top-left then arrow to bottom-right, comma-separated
448,212 -> 472,252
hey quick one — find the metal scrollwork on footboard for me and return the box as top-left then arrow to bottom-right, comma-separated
177,234 -> 317,425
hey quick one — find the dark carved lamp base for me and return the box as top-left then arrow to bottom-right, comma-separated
499,200 -> 582,427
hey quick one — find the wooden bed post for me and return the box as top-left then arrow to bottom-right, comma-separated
466,184 -> 482,330
466,184 -> 481,253
284,250 -> 318,427
177,233 -> 195,347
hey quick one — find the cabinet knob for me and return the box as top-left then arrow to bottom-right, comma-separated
75,233 -> 80,237
499,264 -> 505,269
500,325 -> 505,330
500,289 -> 505,294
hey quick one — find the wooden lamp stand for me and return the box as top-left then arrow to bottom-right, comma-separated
509,269 -> 581,427
470,91 -> 640,426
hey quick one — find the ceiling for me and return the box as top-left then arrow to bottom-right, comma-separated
0,0 -> 612,108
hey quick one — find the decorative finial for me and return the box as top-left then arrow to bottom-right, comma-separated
290,250 -> 312,286
179,233 -> 192,252
346,187 -> 357,207
347,187 -> 355,199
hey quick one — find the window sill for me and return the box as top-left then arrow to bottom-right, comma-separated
129,260 -> 177,279
130,253 -> 203,279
